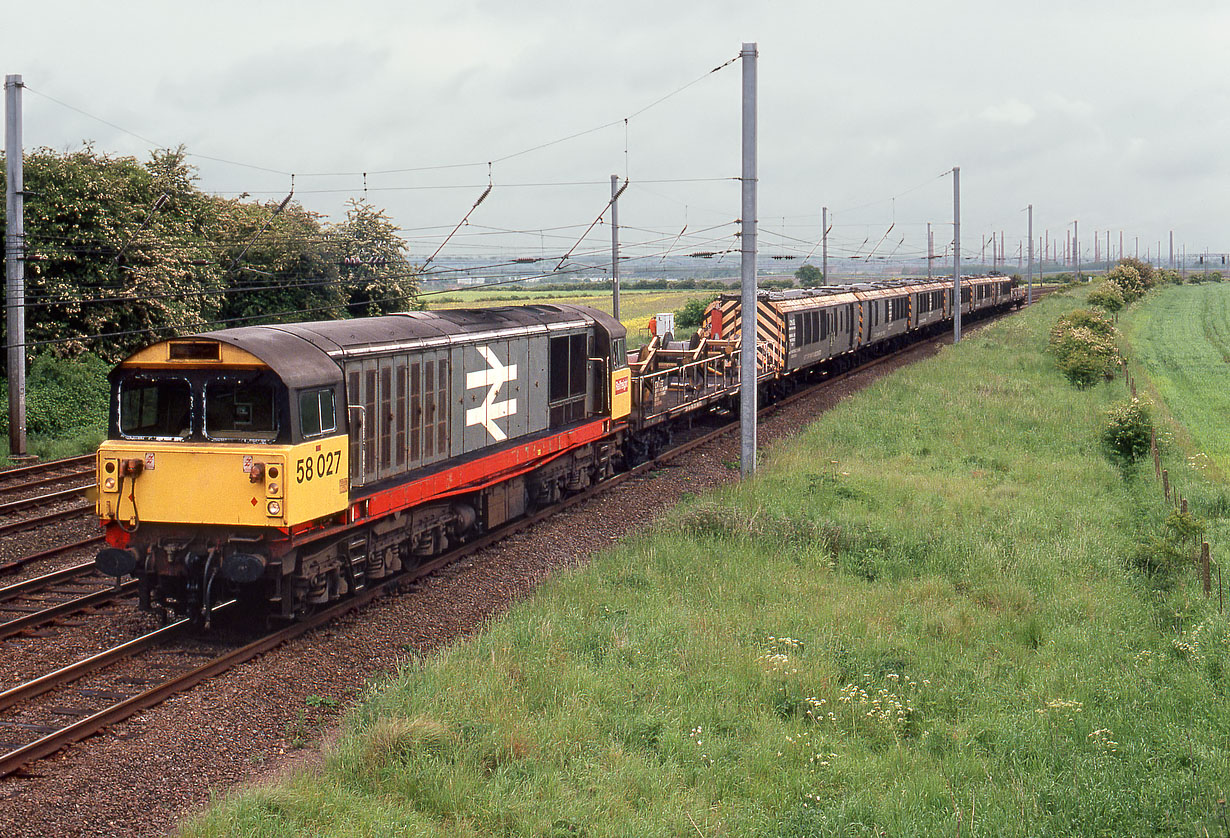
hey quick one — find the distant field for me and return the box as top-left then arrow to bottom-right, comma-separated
426,288 -> 720,346
1126,282 -> 1230,480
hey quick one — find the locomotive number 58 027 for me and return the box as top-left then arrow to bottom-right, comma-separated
296,450 -> 341,484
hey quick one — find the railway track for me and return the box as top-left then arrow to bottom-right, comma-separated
0,455 -> 96,545
0,455 -> 93,501
0,298 -> 1048,779
0,558 -> 134,640
0,534 -> 104,576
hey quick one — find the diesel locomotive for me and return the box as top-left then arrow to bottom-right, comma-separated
94,277 -> 1022,624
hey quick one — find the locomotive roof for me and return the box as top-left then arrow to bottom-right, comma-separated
187,304 -> 622,389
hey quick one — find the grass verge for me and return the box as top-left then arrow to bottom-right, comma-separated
185,289 -> 1230,836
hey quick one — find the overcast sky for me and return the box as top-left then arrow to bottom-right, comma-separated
4,1 -> 1228,274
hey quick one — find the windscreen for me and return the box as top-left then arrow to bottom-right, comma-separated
118,376 -> 193,440
204,374 -> 280,442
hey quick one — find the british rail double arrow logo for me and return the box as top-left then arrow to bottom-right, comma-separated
465,345 -> 518,441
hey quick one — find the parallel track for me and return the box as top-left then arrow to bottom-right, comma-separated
0,557 -> 134,640
0,455 -> 94,502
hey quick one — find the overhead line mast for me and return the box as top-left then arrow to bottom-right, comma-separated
739,42 -> 758,477
5,74 -> 26,458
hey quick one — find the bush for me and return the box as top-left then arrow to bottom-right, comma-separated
1131,535 -> 1189,579
674,296 -> 718,331
1048,309 -> 1118,388
1100,397 -> 1152,463
1056,308 -> 1116,338
1105,264 -> 1145,302
1057,341 -> 1115,387
1086,282 -> 1125,313
0,353 -> 111,439
1117,256 -> 1156,288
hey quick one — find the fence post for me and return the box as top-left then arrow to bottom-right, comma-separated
1163,469 -> 1170,502
1202,542 -> 1211,597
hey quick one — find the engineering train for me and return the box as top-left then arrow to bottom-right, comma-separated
94,275 -> 1023,625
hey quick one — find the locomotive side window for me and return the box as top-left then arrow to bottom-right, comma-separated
298,388 -> 337,438
205,376 -> 279,442
119,376 -> 193,440
611,337 -> 628,369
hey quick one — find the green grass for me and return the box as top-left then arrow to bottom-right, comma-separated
184,287 -> 1230,836
1125,283 -> 1230,480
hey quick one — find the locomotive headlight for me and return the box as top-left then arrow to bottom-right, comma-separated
103,477 -> 116,491
266,500 -> 282,516
267,482 -> 279,494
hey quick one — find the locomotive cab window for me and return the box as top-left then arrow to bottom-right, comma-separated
205,374 -> 280,442
299,387 -> 337,438
611,337 -> 628,369
118,375 -> 193,440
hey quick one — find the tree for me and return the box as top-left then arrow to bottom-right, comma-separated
328,198 -> 421,317
2,145 -> 225,362
0,146 -> 421,364
675,296 -> 718,331
213,197 -> 346,326
794,263 -> 823,285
